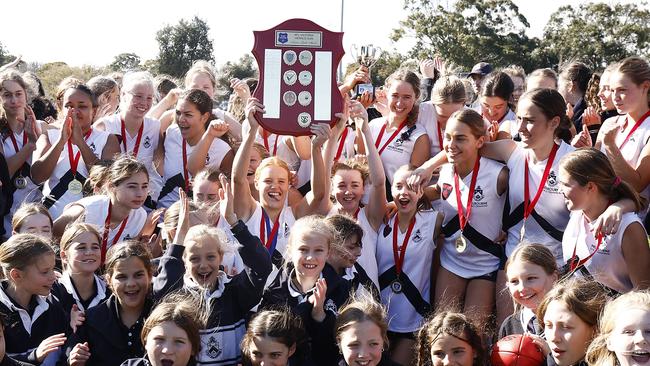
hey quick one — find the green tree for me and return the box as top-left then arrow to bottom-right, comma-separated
142,59 -> 160,74
156,16 -> 214,78
542,2 -> 650,70
344,50 -> 409,86
215,54 -> 258,103
0,42 -> 8,66
110,52 -> 141,72
391,0 -> 541,71
36,62 -> 105,100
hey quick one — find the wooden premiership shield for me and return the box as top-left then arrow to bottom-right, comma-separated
251,18 -> 344,136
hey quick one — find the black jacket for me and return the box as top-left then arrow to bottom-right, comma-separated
260,263 -> 352,366
0,281 -> 68,365
154,220 -> 272,366
0,153 -> 12,241
65,295 -> 153,366
64,245 -> 181,366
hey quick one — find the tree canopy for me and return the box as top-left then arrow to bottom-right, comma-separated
392,0 -> 650,72
391,0 -> 541,71
541,2 -> 650,70
156,16 -> 214,78
109,52 -> 141,72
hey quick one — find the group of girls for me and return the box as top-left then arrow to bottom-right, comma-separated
0,50 -> 650,366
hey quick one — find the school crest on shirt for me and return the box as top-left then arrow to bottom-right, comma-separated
412,229 -> 423,243
143,136 -> 151,149
547,171 -> 558,186
544,170 -> 560,194
325,299 -> 338,314
472,186 -> 487,208
206,336 -> 222,359
441,183 -> 453,200
473,186 -> 484,201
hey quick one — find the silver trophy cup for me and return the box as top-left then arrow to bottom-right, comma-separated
350,44 -> 382,96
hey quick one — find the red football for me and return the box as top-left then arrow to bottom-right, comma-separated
491,334 -> 545,366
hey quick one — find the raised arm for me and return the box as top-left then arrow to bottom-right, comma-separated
31,111 -> 73,184
288,135 -> 312,160
147,88 -> 181,120
5,107 -> 39,176
187,119 -> 229,175
350,100 -> 387,231
292,122 -> 332,217
231,98 -> 263,222
601,119 -> 650,192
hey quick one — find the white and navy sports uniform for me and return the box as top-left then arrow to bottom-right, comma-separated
376,210 -> 438,333
327,206 -> 379,290
2,129 -> 43,235
0,281 -> 67,366
417,102 -> 445,157
42,128 -> 109,218
157,124 -> 231,208
101,114 -> 163,205
369,118 -> 428,185
244,202 -> 294,289
562,211 -> 645,294
600,115 -> 650,219
496,109 -> 518,137
504,141 -> 575,264
76,195 -> 147,246
438,157 -> 506,278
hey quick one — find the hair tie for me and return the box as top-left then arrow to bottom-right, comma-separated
613,176 -> 622,187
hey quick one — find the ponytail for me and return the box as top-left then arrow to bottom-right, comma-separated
559,148 -> 646,212
520,88 -> 572,143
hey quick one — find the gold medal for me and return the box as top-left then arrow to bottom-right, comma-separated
68,179 -> 83,194
519,222 -> 526,242
455,235 -> 467,253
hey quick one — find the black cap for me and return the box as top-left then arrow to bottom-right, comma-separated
468,62 -> 493,77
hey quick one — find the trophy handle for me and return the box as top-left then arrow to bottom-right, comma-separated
367,47 -> 382,69
350,44 -> 359,62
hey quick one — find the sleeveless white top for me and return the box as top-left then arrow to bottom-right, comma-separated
43,128 -> 109,218
376,210 -> 438,332
2,129 -> 43,235
562,211 -> 645,294
244,202 -> 295,289
77,195 -> 147,247
158,124 -> 231,208
600,114 -> 650,219
101,114 -> 163,199
254,133 -> 301,171
505,141 -> 575,264
369,117 -> 428,185
417,102 -> 445,157
438,157 -> 506,277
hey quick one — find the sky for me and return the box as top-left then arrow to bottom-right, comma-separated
0,0 -> 642,69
